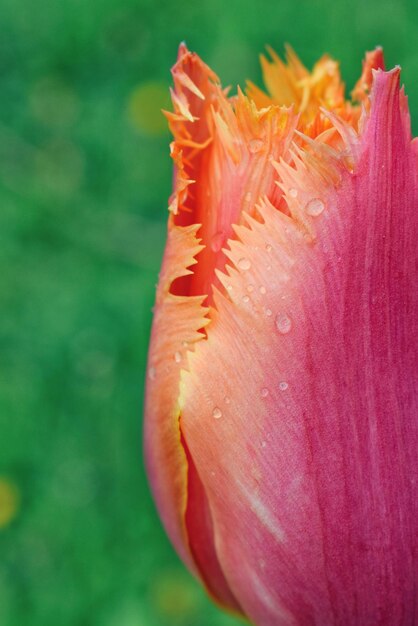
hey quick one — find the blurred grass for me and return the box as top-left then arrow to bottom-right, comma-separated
0,0 -> 417,624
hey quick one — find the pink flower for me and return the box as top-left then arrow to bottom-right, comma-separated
144,44 -> 418,625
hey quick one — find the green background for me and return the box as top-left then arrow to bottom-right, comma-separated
1,1 -> 417,624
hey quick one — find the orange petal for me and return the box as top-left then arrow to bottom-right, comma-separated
352,46 -> 385,103
167,45 -> 301,303
144,218 -> 208,571
248,46 -> 347,125
144,216 -> 242,611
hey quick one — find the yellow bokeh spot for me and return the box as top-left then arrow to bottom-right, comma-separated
127,81 -> 170,136
0,478 -> 19,529
150,571 -> 198,619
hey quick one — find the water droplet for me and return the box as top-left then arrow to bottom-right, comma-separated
266,244 -> 272,253
181,340 -> 189,348
148,366 -> 156,380
238,257 -> 251,271
275,313 -> 292,334
247,284 -> 254,293
226,284 -> 233,291
264,308 -> 273,317
224,396 -> 231,404
260,387 -> 269,398
259,285 -> 266,295
174,351 -> 181,363
289,187 -> 298,198
210,230 -> 224,252
260,441 -> 267,449
242,295 -> 250,303
248,139 -> 264,154
305,198 -> 325,217
245,191 -> 252,202
279,381 -> 288,391
212,407 -> 222,419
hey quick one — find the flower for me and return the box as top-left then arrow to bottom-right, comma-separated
144,43 -> 418,625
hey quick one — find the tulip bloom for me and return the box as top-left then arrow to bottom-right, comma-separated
144,43 -> 418,626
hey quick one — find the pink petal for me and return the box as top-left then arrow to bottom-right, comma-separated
180,67 -> 418,625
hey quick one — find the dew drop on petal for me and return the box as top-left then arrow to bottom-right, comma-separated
242,295 -> 250,303
248,139 -> 264,154
279,381 -> 289,391
148,366 -> 156,380
264,308 -> 272,317
224,396 -> 231,404
289,188 -> 298,198
259,285 -> 266,295
265,244 -> 272,253
238,257 -> 251,271
247,284 -> 254,293
305,198 -> 325,216
275,313 -> 292,334
260,387 -> 269,398
174,351 -> 181,363
212,407 -> 222,419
